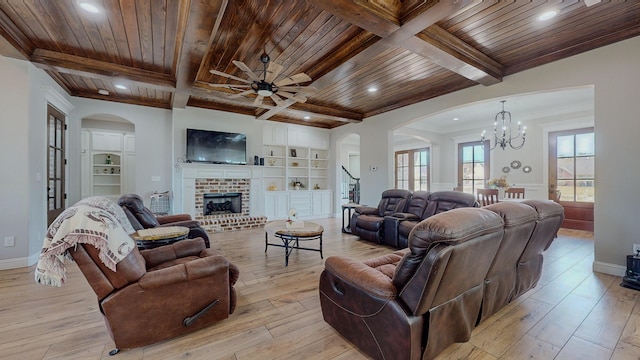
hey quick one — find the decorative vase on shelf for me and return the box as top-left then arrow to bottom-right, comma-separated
498,188 -> 506,199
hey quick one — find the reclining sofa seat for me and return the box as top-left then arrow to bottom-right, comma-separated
350,189 -> 412,243
478,202 -> 538,323
384,190 -> 478,249
320,200 -> 564,359
70,237 -> 239,351
118,193 -> 210,247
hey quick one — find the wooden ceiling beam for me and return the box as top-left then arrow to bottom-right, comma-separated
31,49 -> 176,92
172,0 -> 228,108
72,89 -> 171,109
0,7 -> 33,59
308,0 -> 502,86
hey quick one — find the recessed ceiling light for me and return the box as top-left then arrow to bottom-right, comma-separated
98,89 -> 109,96
453,117 -> 459,121
115,84 -> 127,90
303,116 -> 311,120
538,10 -> 558,21
79,2 -> 101,13
368,87 -> 378,93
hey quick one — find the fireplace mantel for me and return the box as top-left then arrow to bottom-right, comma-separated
175,163 -> 264,219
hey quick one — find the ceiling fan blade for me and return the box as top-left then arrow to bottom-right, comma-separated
208,84 -> 252,88
265,62 -> 284,83
258,99 -> 297,120
280,85 -> 317,94
227,89 -> 255,99
209,69 -> 252,84
253,95 -> 264,106
278,91 -> 307,103
274,73 -> 312,87
232,60 -> 261,82
270,93 -> 286,107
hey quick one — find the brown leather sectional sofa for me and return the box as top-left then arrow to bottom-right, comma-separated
384,190 -> 478,248
351,190 -> 478,248
319,200 -> 564,359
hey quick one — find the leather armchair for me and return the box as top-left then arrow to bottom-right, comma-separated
70,237 -> 239,352
118,193 -> 210,247
350,189 -> 412,243
384,190 -> 478,249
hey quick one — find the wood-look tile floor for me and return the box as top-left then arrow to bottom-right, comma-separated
0,218 -> 637,359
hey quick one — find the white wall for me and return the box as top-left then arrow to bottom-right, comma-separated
70,98 -> 173,205
0,57 -> 73,268
0,57 -> 30,266
343,36 -> 640,274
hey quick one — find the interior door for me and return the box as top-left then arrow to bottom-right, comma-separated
47,105 -> 66,225
548,128 -> 594,231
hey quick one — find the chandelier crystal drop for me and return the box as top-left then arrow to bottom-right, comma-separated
481,100 -> 526,150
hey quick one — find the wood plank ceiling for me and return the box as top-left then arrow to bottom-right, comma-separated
0,0 -> 639,129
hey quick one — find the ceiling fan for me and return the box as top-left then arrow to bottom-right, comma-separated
209,53 -> 317,112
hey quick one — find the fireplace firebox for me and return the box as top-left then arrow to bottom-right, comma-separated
203,192 -> 242,215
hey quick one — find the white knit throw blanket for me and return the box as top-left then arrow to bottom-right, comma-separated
35,196 -> 136,287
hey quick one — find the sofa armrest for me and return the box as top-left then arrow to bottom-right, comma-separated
156,214 -> 193,224
389,212 -> 420,221
140,238 -> 207,268
355,206 -> 378,215
324,256 -> 397,299
138,255 -> 229,290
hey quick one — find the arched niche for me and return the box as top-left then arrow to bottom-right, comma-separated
80,114 -> 136,199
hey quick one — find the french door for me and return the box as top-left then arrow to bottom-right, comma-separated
548,128 -> 594,231
457,141 -> 490,194
47,105 -> 66,225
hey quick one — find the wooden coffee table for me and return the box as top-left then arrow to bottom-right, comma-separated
264,220 -> 324,266
132,226 -> 190,250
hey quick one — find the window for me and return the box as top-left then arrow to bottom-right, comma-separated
395,148 -> 429,191
458,141 -> 489,194
554,130 -> 595,202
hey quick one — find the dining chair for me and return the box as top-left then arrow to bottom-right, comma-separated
505,187 -> 525,199
476,188 -> 499,206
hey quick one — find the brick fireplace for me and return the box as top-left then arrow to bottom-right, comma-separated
177,164 -> 267,233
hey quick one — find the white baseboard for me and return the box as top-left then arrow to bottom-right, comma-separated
0,252 -> 39,270
593,261 -> 625,277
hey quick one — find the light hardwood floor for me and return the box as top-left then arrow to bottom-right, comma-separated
1,218 -> 639,360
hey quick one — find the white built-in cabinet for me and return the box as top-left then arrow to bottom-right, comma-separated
81,130 -> 135,200
262,123 -> 332,220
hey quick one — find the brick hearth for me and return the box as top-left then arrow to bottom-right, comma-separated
194,178 -> 266,232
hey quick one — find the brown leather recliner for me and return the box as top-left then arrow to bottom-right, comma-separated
384,190 -> 478,249
350,189 -> 412,243
118,193 -> 210,248
69,237 -> 239,352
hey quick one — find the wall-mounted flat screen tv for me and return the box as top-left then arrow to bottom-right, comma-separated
186,128 -> 247,165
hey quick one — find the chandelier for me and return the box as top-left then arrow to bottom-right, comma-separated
481,100 -> 526,150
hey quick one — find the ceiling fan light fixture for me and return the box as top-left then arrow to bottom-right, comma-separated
252,81 -> 276,96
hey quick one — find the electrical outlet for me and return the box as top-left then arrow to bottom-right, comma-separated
633,244 -> 640,255
4,236 -> 15,247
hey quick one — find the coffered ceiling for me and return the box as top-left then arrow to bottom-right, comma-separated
0,0 -> 638,129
